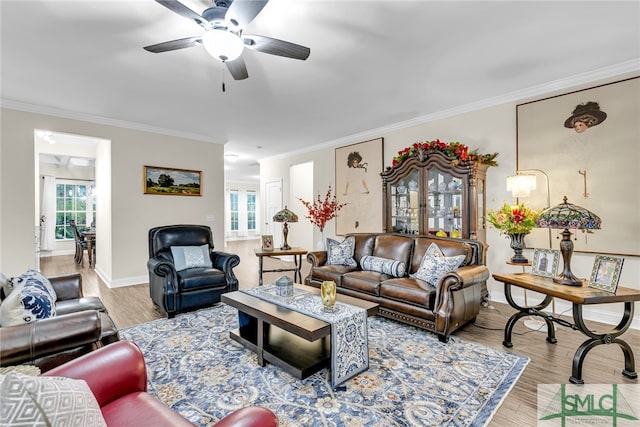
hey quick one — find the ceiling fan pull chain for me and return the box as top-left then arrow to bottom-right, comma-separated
222,68 -> 226,93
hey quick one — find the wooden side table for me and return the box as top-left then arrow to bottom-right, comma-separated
254,247 -> 308,286
493,272 -> 639,384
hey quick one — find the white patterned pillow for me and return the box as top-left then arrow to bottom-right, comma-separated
170,244 -> 212,271
360,255 -> 406,278
0,280 -> 57,327
326,236 -> 357,267
6,269 -> 57,300
410,243 -> 466,286
0,371 -> 107,427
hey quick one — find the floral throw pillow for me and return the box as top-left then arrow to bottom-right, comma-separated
410,243 -> 466,286
326,236 -> 357,267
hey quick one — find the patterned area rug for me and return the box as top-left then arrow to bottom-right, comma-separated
120,304 -> 528,426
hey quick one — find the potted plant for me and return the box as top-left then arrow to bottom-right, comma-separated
486,202 -> 538,263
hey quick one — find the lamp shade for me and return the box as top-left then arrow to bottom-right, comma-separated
535,196 -> 601,230
506,174 -> 536,198
273,206 -> 299,223
535,196 -> 601,286
273,206 -> 298,250
202,29 -> 244,62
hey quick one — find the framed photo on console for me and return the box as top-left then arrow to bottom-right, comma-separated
261,235 -> 274,251
531,248 -> 560,278
588,255 -> 624,293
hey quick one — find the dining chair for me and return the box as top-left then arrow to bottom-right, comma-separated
70,220 -> 87,264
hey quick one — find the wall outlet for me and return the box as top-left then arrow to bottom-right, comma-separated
206,215 -> 215,222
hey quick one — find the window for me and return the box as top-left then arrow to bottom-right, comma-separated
247,191 -> 256,231
229,191 -> 239,231
55,181 -> 96,240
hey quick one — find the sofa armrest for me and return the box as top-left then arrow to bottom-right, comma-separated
147,257 -> 179,292
49,273 -> 83,300
0,311 -> 101,366
440,265 -> 490,292
45,341 -> 147,408
211,251 -> 241,291
215,407 -> 278,427
306,251 -> 327,267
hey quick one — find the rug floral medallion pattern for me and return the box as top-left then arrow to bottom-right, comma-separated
121,304 -> 528,426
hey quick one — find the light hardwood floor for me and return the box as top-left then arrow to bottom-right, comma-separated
40,240 -> 639,427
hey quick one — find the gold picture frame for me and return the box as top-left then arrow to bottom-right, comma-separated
143,166 -> 202,196
588,255 -> 624,293
335,137 -> 384,235
261,235 -> 274,251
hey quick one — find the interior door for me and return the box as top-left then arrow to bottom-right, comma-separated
264,179 -> 283,247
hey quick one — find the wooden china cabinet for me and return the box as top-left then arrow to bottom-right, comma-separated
381,148 -> 489,242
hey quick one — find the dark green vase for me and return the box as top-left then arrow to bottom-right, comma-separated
507,233 -> 528,263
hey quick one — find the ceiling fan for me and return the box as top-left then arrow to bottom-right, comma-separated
144,0 -> 310,80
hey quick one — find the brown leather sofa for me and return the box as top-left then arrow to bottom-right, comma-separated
0,273 -> 119,372
305,233 -> 489,342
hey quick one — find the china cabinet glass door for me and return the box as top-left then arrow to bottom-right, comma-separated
390,169 -> 420,234
427,168 -> 464,238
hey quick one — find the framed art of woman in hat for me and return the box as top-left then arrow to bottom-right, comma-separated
564,101 -> 607,133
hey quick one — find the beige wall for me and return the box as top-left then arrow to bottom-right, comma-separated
0,108 -> 225,287
260,73 -> 640,329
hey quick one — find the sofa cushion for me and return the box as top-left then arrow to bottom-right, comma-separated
342,271 -> 384,296
178,267 -> 227,291
326,237 -> 357,267
170,244 -> 212,271
310,265 -> 353,286
380,278 -> 437,310
360,255 -> 406,278
372,235 -> 413,267
0,371 -> 106,427
410,243 -> 466,286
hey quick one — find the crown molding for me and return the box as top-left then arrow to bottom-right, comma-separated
263,59 -> 640,162
0,99 -> 222,144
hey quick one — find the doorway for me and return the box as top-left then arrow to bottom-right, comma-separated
34,130 -> 109,266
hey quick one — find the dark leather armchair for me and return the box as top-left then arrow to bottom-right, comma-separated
147,225 -> 240,318
0,273 -> 119,372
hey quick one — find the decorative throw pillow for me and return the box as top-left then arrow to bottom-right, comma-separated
0,280 -> 57,326
360,255 -> 406,278
170,244 -> 212,271
326,236 -> 357,267
0,371 -> 107,427
410,243 -> 466,286
6,269 -> 57,301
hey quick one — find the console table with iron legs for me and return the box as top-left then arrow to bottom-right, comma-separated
493,273 -> 639,384
254,247 -> 307,286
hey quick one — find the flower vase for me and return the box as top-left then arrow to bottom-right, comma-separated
507,233 -> 529,263
316,230 -> 326,251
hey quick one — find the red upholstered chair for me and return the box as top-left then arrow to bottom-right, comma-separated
45,341 -> 278,427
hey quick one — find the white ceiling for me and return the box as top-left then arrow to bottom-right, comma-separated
2,1 -> 639,183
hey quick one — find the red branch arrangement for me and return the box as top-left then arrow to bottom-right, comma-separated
298,185 -> 347,232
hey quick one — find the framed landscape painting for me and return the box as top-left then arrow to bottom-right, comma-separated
144,166 -> 202,196
335,137 -> 384,235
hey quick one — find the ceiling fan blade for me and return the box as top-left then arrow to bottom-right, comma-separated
225,0 -> 269,29
154,0 -> 210,29
226,56 -> 249,80
144,37 -> 202,53
243,35 -> 310,60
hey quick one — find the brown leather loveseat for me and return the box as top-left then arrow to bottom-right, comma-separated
305,233 -> 489,342
0,273 -> 119,372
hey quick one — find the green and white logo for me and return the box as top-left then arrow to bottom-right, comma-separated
538,384 -> 640,426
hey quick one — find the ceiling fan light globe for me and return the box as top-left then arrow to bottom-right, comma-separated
202,29 -> 243,62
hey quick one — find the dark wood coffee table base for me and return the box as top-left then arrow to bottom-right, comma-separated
222,286 -> 378,380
